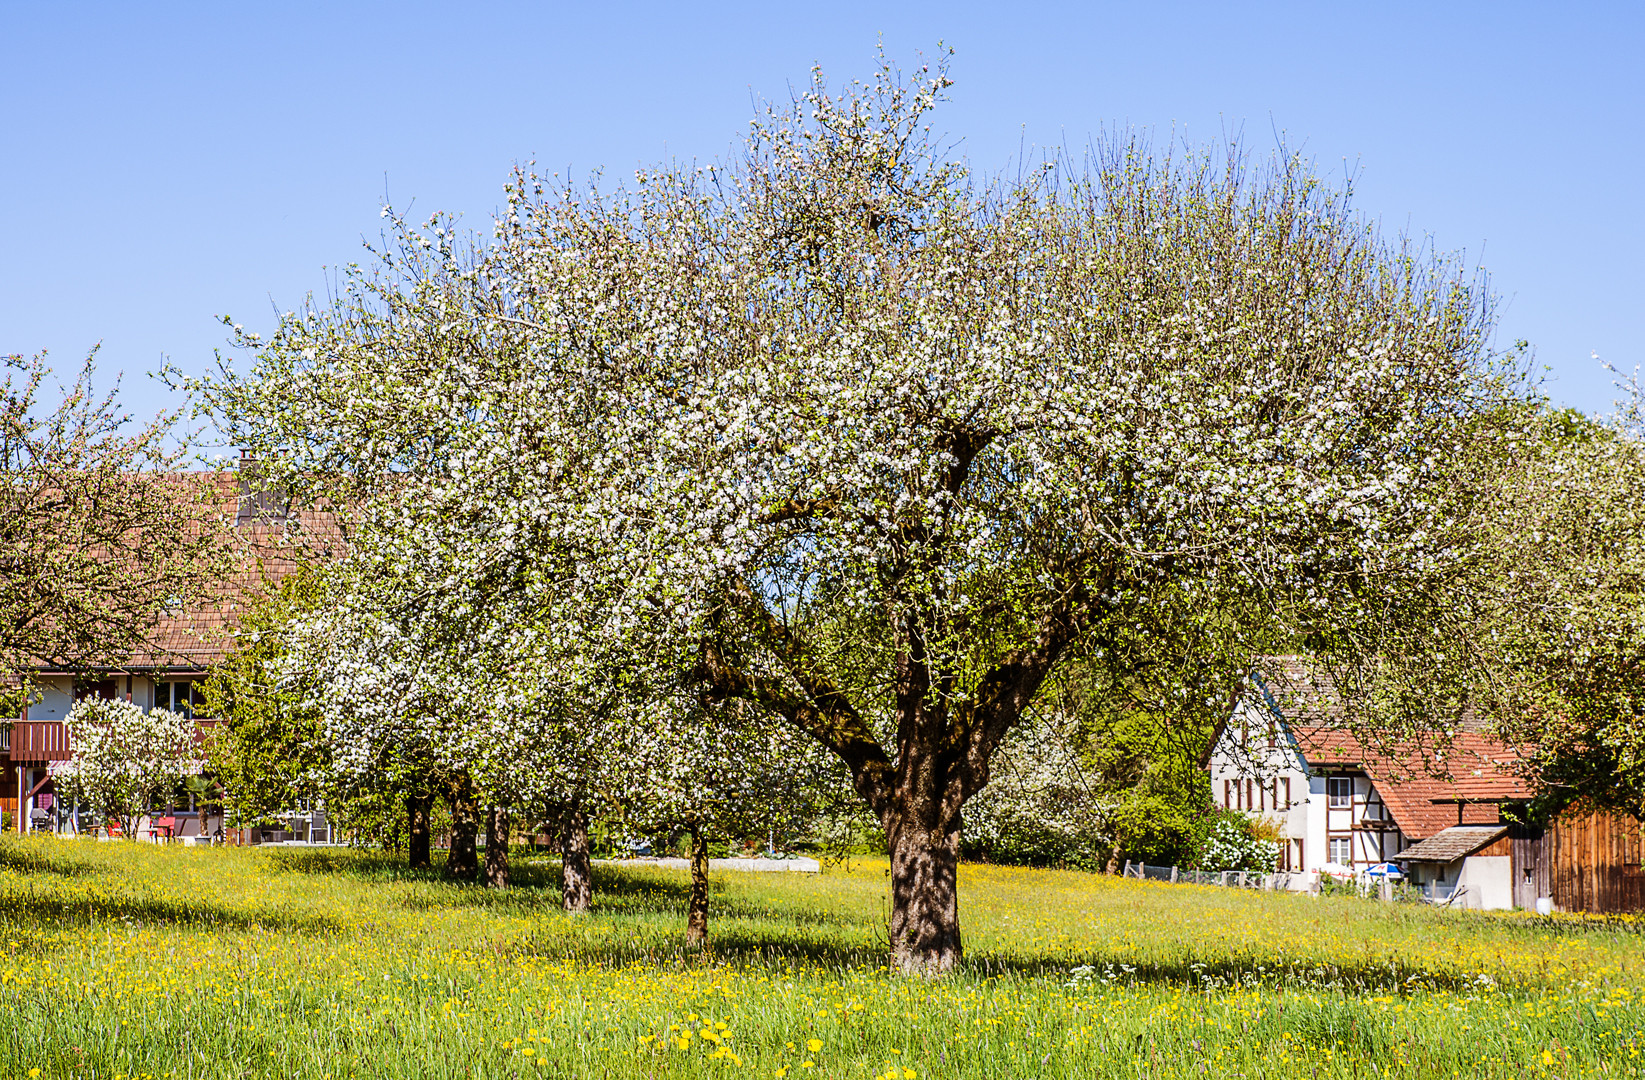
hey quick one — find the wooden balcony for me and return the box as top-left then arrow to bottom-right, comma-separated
6,722 -> 72,762
3,716 -> 222,765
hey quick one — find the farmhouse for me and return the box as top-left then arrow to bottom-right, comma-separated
1,467 -> 334,841
1208,658 -> 1645,913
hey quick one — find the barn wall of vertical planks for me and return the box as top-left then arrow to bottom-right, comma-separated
1541,811 -> 1645,914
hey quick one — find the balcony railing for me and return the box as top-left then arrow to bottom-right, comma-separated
4,717 -> 220,763
8,722 -> 72,762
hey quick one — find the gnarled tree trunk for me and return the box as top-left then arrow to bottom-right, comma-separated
407,790 -> 433,870
685,823 -> 709,946
444,774 -> 479,883
559,800 -> 592,913
698,546 -> 1094,977
484,804 -> 510,888
886,813 -> 962,975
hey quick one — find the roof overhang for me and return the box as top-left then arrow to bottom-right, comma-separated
1394,825 -> 1509,863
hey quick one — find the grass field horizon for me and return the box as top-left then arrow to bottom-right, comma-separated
2,836 -> 1641,1077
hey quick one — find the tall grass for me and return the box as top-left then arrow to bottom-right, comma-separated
1,837 -> 1640,1077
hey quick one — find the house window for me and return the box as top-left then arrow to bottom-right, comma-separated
158,681 -> 203,718
1247,780 -> 1257,811
74,680 -> 117,702
1328,777 -> 1352,808
1224,780 -> 1233,808
1328,836 -> 1352,865
1282,776 -> 1292,808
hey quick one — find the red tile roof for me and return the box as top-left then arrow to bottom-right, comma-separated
1257,656 -> 1530,841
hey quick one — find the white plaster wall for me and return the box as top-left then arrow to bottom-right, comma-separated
1306,775 -> 1328,870
1460,855 -> 1513,911
1207,701 -> 1310,820
30,676 -> 72,723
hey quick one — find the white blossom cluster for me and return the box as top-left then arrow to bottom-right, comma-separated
56,697 -> 199,838
1197,816 -> 1282,874
961,705 -> 1111,867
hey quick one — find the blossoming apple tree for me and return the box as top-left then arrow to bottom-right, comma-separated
607,693 -> 853,944
277,530 -> 619,898
1474,363 -> 1645,816
197,52 -> 1521,973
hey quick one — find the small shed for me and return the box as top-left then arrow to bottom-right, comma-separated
1396,825 -> 1514,909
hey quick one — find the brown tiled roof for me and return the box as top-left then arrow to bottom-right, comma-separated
1257,656 -> 1530,841
43,470 -> 343,672
1394,825 -> 1509,863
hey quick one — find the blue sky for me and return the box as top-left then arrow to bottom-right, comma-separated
3,2 -> 1641,446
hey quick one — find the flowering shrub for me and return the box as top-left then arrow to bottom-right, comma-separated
55,697 -> 199,839
963,714 -> 1109,870
1196,815 -> 1282,873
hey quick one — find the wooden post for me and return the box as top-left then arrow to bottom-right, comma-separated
1169,866 -> 1179,884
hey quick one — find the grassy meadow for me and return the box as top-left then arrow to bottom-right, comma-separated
1,837 -> 1643,1078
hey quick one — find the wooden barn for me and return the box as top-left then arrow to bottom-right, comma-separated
1536,811 -> 1645,915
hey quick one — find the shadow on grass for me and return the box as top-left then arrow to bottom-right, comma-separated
73,846 -> 1579,996
494,924 -> 1517,996
586,864 -> 870,927
262,848 -> 441,880
0,892 -> 344,946
359,859 -> 866,929
0,840 -> 101,877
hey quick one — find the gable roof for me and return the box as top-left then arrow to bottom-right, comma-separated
1255,657 -> 1530,841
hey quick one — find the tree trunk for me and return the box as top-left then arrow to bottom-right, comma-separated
685,823 -> 709,946
484,804 -> 509,889
445,775 -> 479,883
407,791 -> 433,870
886,813 -> 962,976
559,801 -> 592,914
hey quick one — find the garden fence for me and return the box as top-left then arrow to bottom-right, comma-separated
1120,861 -> 1443,903
1120,861 -> 1310,893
